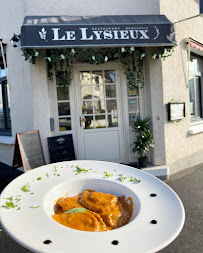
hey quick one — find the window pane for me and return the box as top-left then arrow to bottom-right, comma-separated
81,86 -> 92,100
94,100 -> 105,114
57,86 -> 69,100
80,69 -> 119,130
190,55 -> 203,72
104,70 -> 115,83
0,68 -> 7,78
189,77 -> 196,116
92,71 -> 103,85
105,85 -> 116,98
93,85 -> 104,99
58,102 -> 70,116
107,114 -> 118,127
106,100 -> 117,113
95,115 -> 106,128
59,117 -> 71,131
7,109 -> 11,129
83,115 -> 94,129
6,84 -> 11,129
195,77 -> 201,118
0,86 -> 4,129
189,57 -> 198,72
128,98 -> 139,112
83,101 -> 93,114
80,71 -> 91,85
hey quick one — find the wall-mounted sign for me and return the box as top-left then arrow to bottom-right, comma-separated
168,102 -> 185,121
129,99 -> 138,111
128,87 -> 138,96
21,15 -> 175,48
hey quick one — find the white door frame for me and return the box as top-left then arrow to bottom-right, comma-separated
73,62 -> 125,163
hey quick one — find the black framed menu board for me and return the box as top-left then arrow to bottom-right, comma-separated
48,134 -> 75,163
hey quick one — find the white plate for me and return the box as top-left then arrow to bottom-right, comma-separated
0,160 -> 185,253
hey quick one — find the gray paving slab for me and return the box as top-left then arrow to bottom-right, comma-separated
0,166 -> 202,253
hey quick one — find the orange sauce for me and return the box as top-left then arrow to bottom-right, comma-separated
52,190 -> 133,232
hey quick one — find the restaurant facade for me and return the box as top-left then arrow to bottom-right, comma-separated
0,0 -> 203,175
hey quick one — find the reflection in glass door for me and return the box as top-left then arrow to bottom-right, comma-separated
80,70 -> 118,129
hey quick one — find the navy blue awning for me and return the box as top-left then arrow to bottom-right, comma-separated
21,15 -> 176,48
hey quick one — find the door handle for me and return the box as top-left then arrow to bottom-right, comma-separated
80,116 -> 83,127
80,116 -> 82,127
80,116 -> 86,127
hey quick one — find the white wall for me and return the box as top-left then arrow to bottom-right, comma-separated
144,49 -> 166,166
25,0 -> 160,16
160,0 -> 203,174
30,59 -> 52,164
0,0 -> 35,166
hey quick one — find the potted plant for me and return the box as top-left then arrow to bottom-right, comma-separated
132,116 -> 155,168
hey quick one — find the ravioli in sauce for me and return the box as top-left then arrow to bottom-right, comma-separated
52,189 -> 133,232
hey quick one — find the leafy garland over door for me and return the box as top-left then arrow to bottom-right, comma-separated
22,47 -> 173,89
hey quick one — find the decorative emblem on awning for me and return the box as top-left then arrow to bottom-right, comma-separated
38,28 -> 48,42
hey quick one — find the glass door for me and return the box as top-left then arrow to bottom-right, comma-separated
76,66 -> 123,163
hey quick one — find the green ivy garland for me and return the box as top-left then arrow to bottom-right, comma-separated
22,46 -> 173,89
151,47 -> 174,60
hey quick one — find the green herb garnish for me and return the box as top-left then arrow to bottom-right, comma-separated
75,166 -> 88,174
64,207 -> 87,214
46,173 -> 49,178
119,174 -> 127,182
29,206 -> 40,208
1,195 -> 22,209
3,201 -> 16,209
7,196 -> 13,201
104,171 -> 112,177
37,177 -> 42,180
20,183 -> 30,192
130,177 -> 141,183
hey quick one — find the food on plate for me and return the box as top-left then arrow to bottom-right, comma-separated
52,189 -> 133,232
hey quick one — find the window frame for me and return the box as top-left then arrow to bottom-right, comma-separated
0,76 -> 11,136
189,52 -> 203,122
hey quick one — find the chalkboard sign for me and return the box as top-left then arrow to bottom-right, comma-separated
48,134 -> 75,163
12,130 -> 45,172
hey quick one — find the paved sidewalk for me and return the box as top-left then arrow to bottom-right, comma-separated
159,166 -> 203,253
0,165 -> 203,253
